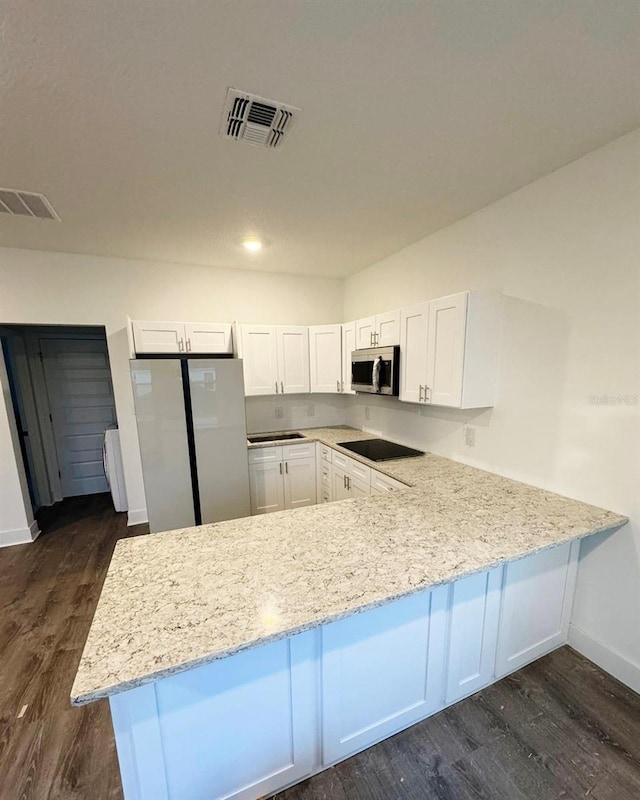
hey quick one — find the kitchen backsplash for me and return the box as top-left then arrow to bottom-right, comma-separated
245,394 -> 349,434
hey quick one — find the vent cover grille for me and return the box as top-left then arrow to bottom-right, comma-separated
221,89 -> 299,149
0,188 -> 59,220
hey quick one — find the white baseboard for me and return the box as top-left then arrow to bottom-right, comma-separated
127,507 -> 148,527
569,623 -> 640,695
0,519 -> 40,548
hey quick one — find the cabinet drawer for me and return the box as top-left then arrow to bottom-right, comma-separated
371,472 -> 406,493
320,463 -> 332,488
331,450 -> 350,471
321,489 -> 331,503
283,442 -> 315,461
248,446 -> 283,464
319,444 -> 333,464
349,459 -> 370,484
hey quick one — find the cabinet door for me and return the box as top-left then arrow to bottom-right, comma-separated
375,310 -> 401,347
277,327 -> 310,394
426,292 -> 468,407
332,466 -> 350,501
249,461 -> 285,515
341,323 -> 356,393
309,325 -> 342,393
399,303 -> 429,404
110,631 -> 319,800
445,567 -> 502,704
495,542 -> 579,678
240,326 -> 279,396
355,316 -> 376,350
184,323 -> 233,354
349,475 -> 370,498
132,321 -> 185,354
284,456 -> 317,510
321,586 -> 448,765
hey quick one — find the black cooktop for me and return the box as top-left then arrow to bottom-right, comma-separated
337,438 -> 424,462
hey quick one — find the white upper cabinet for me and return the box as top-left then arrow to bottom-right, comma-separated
355,316 -> 376,349
184,323 -> 233,354
309,325 -> 342,394
400,292 -> 500,409
277,326 -> 310,394
355,311 -> 401,349
341,322 -> 356,394
239,325 -> 279,395
132,321 -> 233,354
132,321 -> 185,354
399,302 -> 429,404
239,325 -> 309,396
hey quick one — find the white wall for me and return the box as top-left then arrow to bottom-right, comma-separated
344,129 -> 640,691
0,250 -> 343,524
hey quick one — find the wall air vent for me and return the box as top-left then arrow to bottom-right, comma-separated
221,88 -> 299,149
0,188 -> 60,220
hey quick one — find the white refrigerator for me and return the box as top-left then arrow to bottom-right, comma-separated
131,357 -> 250,534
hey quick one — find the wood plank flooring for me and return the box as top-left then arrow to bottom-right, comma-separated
1,495 -> 639,800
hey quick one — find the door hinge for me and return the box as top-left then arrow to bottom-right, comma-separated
57,470 -> 61,478
49,413 -> 53,423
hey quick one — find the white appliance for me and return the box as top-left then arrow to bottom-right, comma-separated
130,357 -> 251,534
103,428 -> 128,513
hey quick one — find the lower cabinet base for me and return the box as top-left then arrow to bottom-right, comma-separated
110,542 -> 579,800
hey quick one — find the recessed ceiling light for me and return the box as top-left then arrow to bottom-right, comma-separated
243,238 -> 262,252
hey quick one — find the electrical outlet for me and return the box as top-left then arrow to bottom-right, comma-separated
464,425 -> 476,447
306,403 -> 315,417
275,406 -> 284,419
364,406 -> 370,420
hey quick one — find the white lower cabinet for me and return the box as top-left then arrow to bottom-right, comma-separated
495,541 -> 579,677
321,585 -> 448,764
445,567 -> 502,704
249,445 -> 316,515
110,631 -> 318,800
110,549 -> 580,800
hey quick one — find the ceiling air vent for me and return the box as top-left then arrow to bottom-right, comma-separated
221,89 -> 299,149
0,188 -> 59,220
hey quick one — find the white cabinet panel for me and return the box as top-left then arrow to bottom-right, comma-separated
341,322 -> 356,394
111,632 -> 318,800
321,586 -> 448,764
240,326 -> 279,396
284,457 -> 316,509
445,567 -> 502,704
426,292 -> 467,408
375,310 -> 401,347
370,471 -> 406,494
399,302 -> 429,404
283,442 -> 315,461
349,475 -> 370,498
355,316 -> 376,350
249,461 -> 285,515
132,321 -> 185,354
248,446 -> 283,464
495,542 -> 579,678
184,322 -> 233,354
277,326 -> 310,394
309,325 -> 342,393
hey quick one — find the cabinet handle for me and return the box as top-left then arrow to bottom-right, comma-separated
186,338 -> 191,352
419,385 -> 424,401
178,338 -> 184,352
275,382 -> 279,393
281,381 -> 284,394
279,462 -> 283,474
347,476 -> 351,490
425,386 -> 431,402
343,475 -> 347,489
337,379 -> 340,392
285,461 -> 288,474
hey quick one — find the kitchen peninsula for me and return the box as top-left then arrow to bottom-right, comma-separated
71,427 -> 627,800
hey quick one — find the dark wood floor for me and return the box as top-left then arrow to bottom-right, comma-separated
1,496 -> 639,800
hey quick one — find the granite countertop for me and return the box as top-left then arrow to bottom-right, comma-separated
71,426 -> 627,706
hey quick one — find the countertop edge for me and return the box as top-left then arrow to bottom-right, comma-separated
70,514 -> 627,707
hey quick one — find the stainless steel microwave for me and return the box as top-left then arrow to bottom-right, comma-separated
351,346 -> 400,396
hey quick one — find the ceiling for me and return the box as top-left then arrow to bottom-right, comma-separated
1,1 -> 638,278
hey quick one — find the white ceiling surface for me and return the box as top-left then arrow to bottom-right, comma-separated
1,1 -> 639,278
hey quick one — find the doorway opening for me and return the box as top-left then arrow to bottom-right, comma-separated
0,324 -> 119,531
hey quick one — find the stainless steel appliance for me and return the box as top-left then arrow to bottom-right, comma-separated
337,438 -> 424,461
130,357 -> 250,533
351,345 -> 400,396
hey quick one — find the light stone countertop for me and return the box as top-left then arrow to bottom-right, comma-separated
71,426 -> 627,705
